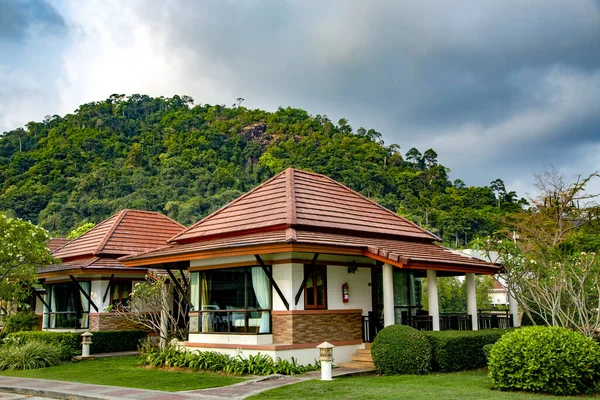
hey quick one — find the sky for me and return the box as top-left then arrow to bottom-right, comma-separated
1,0 -> 599,198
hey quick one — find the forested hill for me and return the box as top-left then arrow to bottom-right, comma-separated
0,94 -> 525,247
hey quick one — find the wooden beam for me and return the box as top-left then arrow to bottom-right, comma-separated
255,254 -> 289,310
69,275 -> 99,312
294,253 -> 319,306
166,268 -> 187,298
33,290 -> 51,313
102,274 -> 115,303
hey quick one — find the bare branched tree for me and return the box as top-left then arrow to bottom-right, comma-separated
110,271 -> 189,349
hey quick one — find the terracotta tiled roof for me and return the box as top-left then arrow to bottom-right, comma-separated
123,228 -> 497,272
170,168 -> 436,243
48,238 -> 71,252
39,256 -> 148,275
53,209 -> 185,261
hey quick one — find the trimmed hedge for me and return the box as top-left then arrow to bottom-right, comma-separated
372,325 -> 432,375
489,326 -> 600,396
4,330 -> 146,354
424,329 -> 512,372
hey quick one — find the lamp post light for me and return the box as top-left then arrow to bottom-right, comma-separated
81,331 -> 93,357
317,341 -> 335,381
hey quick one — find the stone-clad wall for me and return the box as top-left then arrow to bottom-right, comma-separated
272,310 -> 362,344
88,313 -> 148,331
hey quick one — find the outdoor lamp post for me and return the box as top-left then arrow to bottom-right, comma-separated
317,341 -> 334,381
81,331 -> 93,357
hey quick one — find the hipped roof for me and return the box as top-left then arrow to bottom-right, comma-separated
53,209 -> 185,260
123,169 -> 498,274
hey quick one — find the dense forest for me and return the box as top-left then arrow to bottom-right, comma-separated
0,94 -> 526,247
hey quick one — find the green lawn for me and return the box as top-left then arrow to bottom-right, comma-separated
250,370 -> 600,400
0,356 -> 245,392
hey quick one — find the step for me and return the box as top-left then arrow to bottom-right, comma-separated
351,355 -> 374,363
363,342 -> 371,350
356,349 -> 372,357
337,362 -> 376,370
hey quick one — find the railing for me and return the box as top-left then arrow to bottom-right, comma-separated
189,309 -> 271,334
361,309 -> 513,341
44,311 -> 89,329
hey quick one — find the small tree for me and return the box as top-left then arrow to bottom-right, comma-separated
67,222 -> 96,239
479,170 -> 600,337
0,213 -> 54,314
110,272 -> 189,348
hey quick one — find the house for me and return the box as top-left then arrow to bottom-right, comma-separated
39,209 -> 184,331
121,168 -> 502,364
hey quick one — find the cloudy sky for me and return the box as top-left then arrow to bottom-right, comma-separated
1,0 -> 599,197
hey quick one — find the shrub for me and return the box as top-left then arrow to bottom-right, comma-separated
371,325 -> 431,375
138,346 -> 320,375
0,341 -> 61,370
2,313 -> 38,334
90,330 -> 147,353
4,330 -> 146,356
424,329 -> 512,372
489,326 -> 600,395
482,344 -> 493,361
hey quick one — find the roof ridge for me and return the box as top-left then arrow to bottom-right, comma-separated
93,209 -> 129,255
286,168 -> 297,225
294,169 -> 440,241
168,169 -> 290,243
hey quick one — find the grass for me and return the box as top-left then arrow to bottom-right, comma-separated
0,356 -> 245,392
249,370 -> 600,400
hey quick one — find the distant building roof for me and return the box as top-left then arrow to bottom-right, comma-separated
47,238 -> 71,252
124,168 -> 498,274
42,209 -> 185,277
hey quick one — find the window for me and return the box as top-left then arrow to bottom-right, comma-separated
44,281 -> 90,329
111,281 -> 132,309
189,266 -> 272,334
304,265 -> 327,309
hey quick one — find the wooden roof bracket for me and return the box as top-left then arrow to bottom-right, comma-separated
22,282 -> 51,313
255,254 -> 289,310
102,274 -> 115,303
69,275 -> 99,312
294,253 -> 319,306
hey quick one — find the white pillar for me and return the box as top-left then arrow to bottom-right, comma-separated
427,270 -> 440,331
466,273 -> 478,331
159,283 -> 169,349
508,292 -> 520,327
321,360 -> 332,380
382,263 -> 395,327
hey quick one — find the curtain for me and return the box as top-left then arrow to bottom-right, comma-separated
251,267 -> 271,333
201,272 -> 212,332
50,285 -> 57,329
190,272 -> 199,311
79,282 -> 90,329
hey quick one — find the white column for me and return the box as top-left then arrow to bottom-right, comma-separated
466,273 -> 478,331
382,263 -> 395,327
508,292 -> 520,327
427,269 -> 440,331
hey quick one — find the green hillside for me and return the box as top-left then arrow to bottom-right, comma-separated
0,94 -> 525,246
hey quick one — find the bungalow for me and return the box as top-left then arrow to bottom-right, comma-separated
39,209 -> 184,331
122,168 -> 504,364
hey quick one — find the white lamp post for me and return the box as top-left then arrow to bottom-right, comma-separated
81,331 -> 93,357
317,342 -> 334,381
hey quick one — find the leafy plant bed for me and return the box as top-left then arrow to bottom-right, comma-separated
248,370 -> 600,400
140,346 -> 320,375
0,356 -> 244,392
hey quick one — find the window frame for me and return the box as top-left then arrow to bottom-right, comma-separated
304,264 -> 327,310
110,280 -> 133,310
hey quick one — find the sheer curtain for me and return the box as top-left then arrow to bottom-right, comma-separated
201,272 -> 212,332
251,267 -> 271,333
50,286 -> 57,329
79,282 -> 90,329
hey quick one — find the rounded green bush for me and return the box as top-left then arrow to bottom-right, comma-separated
371,325 -> 432,374
489,326 -> 600,395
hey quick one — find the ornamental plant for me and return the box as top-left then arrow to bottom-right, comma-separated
489,326 -> 600,395
371,325 -> 432,374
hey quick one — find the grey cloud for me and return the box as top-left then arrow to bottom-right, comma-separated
0,0 -> 65,40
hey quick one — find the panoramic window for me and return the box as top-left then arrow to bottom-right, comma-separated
44,281 -> 90,329
110,281 -> 132,309
304,265 -> 327,309
189,266 -> 272,334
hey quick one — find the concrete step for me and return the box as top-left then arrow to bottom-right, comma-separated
356,349 -> 372,357
351,355 -> 374,363
337,361 -> 376,370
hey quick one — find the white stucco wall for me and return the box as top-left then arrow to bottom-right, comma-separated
326,266 -> 372,315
